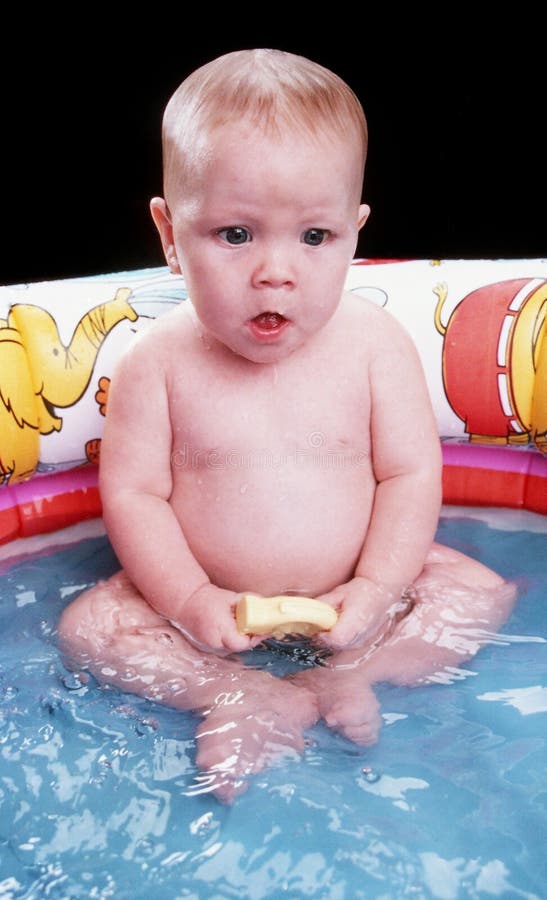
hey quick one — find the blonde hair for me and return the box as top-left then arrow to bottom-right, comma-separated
161,48 -> 368,203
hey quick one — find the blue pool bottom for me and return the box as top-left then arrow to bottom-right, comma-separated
0,507 -> 546,899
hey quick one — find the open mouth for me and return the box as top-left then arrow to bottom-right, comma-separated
247,311 -> 290,342
254,311 -> 287,329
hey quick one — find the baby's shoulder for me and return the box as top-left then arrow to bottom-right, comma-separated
338,291 -> 410,346
118,303 -> 195,371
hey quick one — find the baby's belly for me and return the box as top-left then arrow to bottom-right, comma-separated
171,466 -> 375,596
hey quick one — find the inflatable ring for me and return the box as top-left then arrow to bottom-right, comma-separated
1,259 -> 545,544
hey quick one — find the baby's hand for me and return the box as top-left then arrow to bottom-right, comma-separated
315,576 -> 405,651
173,584 -> 259,655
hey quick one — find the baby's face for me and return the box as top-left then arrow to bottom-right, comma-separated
158,123 -> 368,363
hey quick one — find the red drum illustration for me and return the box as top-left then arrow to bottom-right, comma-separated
435,278 -> 547,451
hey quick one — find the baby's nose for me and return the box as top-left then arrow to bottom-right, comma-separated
251,244 -> 296,289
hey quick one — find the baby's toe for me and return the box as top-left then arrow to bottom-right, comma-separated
341,719 -> 381,746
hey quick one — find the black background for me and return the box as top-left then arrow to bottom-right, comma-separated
3,17 -> 544,286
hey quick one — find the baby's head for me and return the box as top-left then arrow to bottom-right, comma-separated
161,48 -> 368,210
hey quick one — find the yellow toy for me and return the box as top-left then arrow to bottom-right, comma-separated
236,593 -> 338,638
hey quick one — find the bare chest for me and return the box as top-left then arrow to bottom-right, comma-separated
160,325 -> 375,593
168,357 -> 371,476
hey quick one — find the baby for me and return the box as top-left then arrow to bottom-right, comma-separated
59,49 -> 515,802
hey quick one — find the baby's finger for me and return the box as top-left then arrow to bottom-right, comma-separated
320,607 -> 371,650
219,622 -> 256,653
313,588 -> 344,610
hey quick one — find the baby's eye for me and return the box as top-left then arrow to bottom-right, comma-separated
301,228 -> 329,246
217,226 -> 252,245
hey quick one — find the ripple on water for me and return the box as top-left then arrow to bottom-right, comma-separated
0,519 -> 544,899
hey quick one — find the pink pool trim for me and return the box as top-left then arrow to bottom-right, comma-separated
0,466 -> 99,511
442,445 -> 546,513
442,444 -> 547,476
0,466 -> 101,544
0,445 -> 545,546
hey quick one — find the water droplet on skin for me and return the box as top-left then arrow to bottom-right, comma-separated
157,631 -> 174,646
188,304 -> 212,349
239,483 -> 248,495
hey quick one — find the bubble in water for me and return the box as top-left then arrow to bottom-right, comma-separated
90,755 -> 112,787
38,723 -> 55,741
1,685 -> 18,702
60,672 -> 88,691
190,811 -> 214,836
361,767 -> 380,784
39,619 -> 54,636
40,693 -> 62,714
135,836 -> 156,858
135,717 -> 158,736
12,837 -> 40,866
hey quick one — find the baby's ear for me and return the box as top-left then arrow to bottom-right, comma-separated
150,197 -> 181,274
357,204 -> 370,230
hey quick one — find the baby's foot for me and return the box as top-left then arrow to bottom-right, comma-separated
193,682 -> 319,803
290,666 -> 382,746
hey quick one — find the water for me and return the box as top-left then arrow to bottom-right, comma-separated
0,509 -> 545,899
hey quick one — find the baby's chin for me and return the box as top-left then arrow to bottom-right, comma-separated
233,339 -> 305,366
217,329 -> 308,366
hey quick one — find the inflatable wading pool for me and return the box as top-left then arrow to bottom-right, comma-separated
0,258 -> 545,543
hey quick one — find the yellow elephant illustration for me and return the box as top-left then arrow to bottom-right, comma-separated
0,287 -> 137,484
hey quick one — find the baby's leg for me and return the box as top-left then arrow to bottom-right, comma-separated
293,543 -> 516,744
58,571 -> 319,802
291,662 -> 383,746
292,665 -> 383,745
362,542 -> 516,686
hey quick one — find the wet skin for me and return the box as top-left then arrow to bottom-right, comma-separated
58,126 -> 515,801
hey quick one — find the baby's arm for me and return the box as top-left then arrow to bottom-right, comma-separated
320,310 -> 443,649
98,332 -> 253,654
